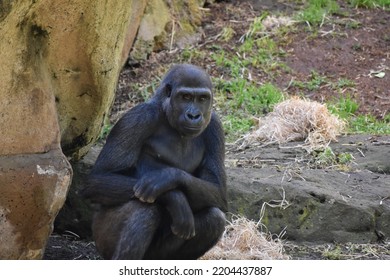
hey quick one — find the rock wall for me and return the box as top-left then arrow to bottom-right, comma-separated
0,0 -> 148,259
129,0 -> 206,62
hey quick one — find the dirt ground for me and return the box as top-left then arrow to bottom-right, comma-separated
45,0 -> 389,260
112,0 -> 389,121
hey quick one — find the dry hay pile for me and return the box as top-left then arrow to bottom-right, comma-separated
243,97 -> 345,152
262,15 -> 296,31
201,216 -> 289,260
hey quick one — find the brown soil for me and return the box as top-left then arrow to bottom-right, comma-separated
45,0 -> 389,260
112,0 -> 389,122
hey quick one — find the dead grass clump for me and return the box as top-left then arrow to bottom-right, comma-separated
262,15 -> 296,31
243,97 -> 345,152
201,216 -> 289,260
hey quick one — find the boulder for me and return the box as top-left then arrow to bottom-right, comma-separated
0,0 -> 145,259
227,134 -> 390,243
0,150 -> 72,259
0,0 -> 148,160
129,0 -> 206,62
58,135 -> 390,244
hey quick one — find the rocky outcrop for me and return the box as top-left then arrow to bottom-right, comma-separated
0,0 -> 148,160
0,0 -> 146,259
57,135 -> 390,244
227,134 -> 390,243
129,0 -> 206,62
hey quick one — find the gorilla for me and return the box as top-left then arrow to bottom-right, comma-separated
82,64 -> 227,260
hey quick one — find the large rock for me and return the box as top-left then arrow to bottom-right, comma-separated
228,135 -> 390,243
0,0 -> 148,160
58,135 -> 390,244
129,0 -> 206,62
0,150 -> 71,259
0,0 -> 147,259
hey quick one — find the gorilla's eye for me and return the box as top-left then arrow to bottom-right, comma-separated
199,95 -> 210,102
182,93 -> 193,101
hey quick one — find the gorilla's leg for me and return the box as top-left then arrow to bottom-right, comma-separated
144,207 -> 225,260
92,200 -> 161,260
176,207 -> 226,259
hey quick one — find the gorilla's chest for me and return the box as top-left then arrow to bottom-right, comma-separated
144,132 -> 205,173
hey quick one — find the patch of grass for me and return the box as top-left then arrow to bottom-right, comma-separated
240,13 -> 268,42
292,71 -> 329,91
338,152 -> 355,165
314,147 -> 337,167
349,0 -> 390,8
322,245 -> 343,260
328,96 -> 390,135
334,78 -> 355,89
218,80 -> 284,116
222,115 -> 255,141
98,119 -> 113,141
214,74 -> 284,141
237,15 -> 287,74
312,147 -> 355,169
327,96 -> 359,119
349,114 -> 390,134
180,48 -> 206,63
218,26 -> 235,42
298,0 -> 340,27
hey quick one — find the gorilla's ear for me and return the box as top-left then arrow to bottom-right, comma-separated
165,83 -> 172,98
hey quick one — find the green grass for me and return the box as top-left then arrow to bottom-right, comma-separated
328,96 -> 390,135
312,147 -> 355,169
327,96 -> 359,119
214,77 -> 284,141
293,71 -> 328,90
210,15 -> 288,141
180,48 -> 206,63
349,0 -> 390,8
334,78 -> 355,89
349,114 -> 390,134
98,118 -> 113,141
298,0 -> 340,26
219,26 -> 235,42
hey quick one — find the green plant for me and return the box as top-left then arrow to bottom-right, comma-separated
338,152 -> 354,165
349,0 -> 390,8
219,26 -> 235,42
327,96 -> 359,119
227,82 -> 284,115
180,48 -> 205,63
335,78 -> 355,89
349,114 -> 390,134
315,147 -> 337,167
298,0 -> 340,26
322,245 -> 343,260
98,119 -> 113,141
292,71 -> 328,91
222,115 -> 255,141
240,13 -> 268,42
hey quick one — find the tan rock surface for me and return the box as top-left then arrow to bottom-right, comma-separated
0,0 -> 145,259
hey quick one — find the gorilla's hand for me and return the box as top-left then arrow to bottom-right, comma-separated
134,168 -> 179,203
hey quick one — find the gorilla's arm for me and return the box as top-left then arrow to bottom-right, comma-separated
81,102 -> 160,206
177,114 -> 227,212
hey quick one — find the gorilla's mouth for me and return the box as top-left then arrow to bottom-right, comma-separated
182,125 -> 202,135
